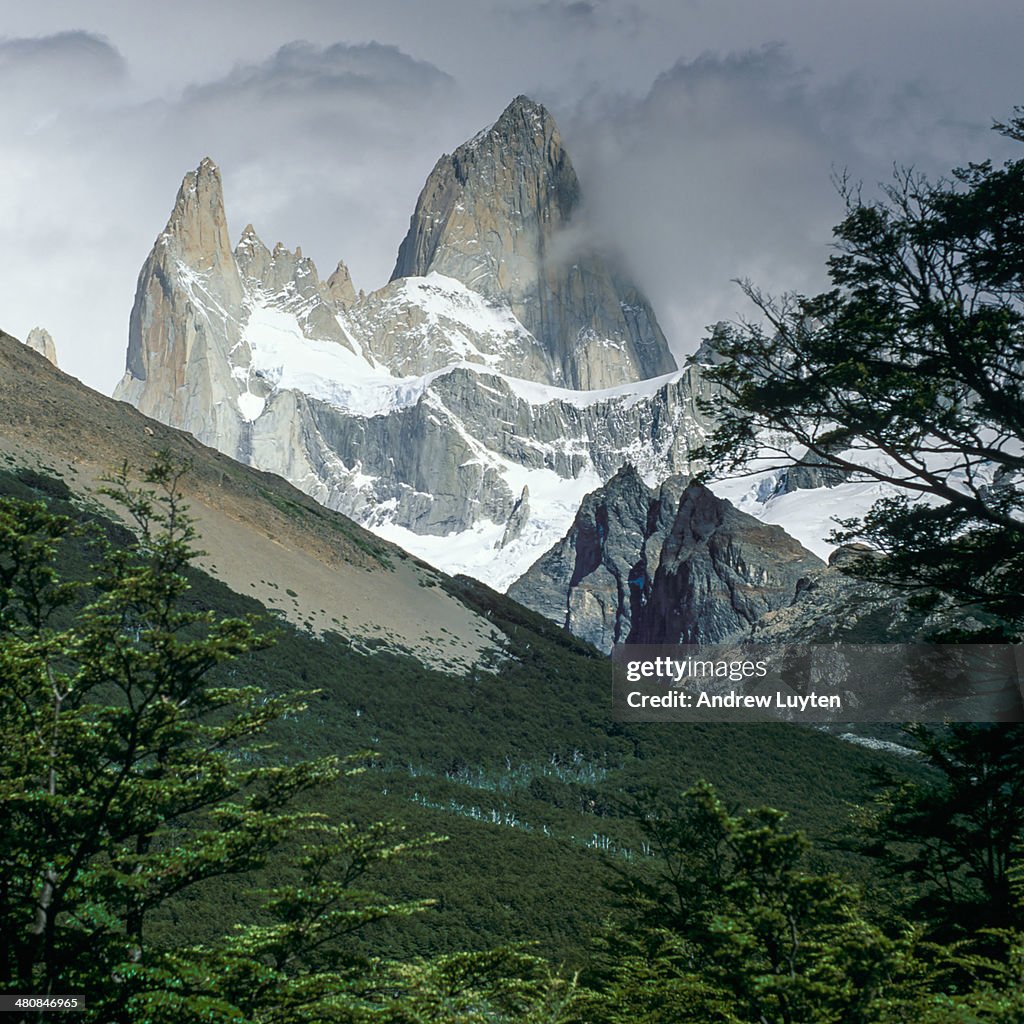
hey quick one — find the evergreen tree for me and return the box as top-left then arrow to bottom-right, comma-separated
582,783 -> 932,1024
855,723 -> 1024,941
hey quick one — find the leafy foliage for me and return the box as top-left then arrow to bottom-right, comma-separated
3,461 -> 1024,1020
695,113 -> 1024,637
582,783 -> 928,1024
0,458 -> 442,1022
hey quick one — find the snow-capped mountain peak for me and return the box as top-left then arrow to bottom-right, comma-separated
114,102 -> 709,589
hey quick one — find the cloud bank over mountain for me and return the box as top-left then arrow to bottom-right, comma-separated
0,2 -> 1019,390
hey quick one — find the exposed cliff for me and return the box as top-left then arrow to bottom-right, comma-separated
116,158 -> 248,456
113,101 -> 714,590
391,96 -> 676,388
510,467 -> 825,651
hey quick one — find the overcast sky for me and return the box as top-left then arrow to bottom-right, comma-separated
2,1 -> 1021,393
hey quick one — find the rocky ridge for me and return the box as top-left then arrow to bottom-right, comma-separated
509,466 -> 825,651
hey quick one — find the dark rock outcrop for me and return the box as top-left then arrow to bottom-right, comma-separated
779,451 -> 849,492
628,483 -> 825,645
510,467 -> 825,651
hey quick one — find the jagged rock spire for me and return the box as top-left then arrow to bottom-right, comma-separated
390,95 -> 676,389
160,157 -> 240,281
327,260 -> 357,308
118,158 -> 247,455
25,326 -> 58,366
392,95 -> 578,285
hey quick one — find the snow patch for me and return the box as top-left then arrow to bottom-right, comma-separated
242,302 -> 435,417
359,273 -> 541,366
237,392 -> 265,422
709,473 -> 898,560
376,459 -> 604,591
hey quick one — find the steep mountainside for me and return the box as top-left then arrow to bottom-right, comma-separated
114,97 -> 708,589
1,332 -> 500,670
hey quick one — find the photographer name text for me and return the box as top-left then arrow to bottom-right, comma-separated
625,689 -> 842,711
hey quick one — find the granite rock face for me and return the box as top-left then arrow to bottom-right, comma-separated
116,158 -> 248,457
24,327 -> 57,366
234,227 -> 355,350
391,96 -> 677,389
510,467 -> 825,651
497,486 -> 530,549
261,363 -> 713,544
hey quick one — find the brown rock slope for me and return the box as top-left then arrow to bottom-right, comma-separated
0,331 -> 503,670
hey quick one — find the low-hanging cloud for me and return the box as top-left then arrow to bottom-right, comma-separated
561,43 -> 1014,358
0,30 -> 125,129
